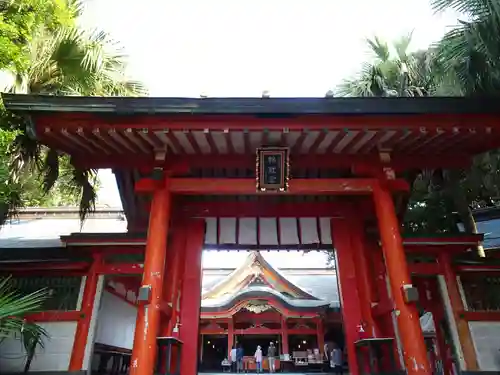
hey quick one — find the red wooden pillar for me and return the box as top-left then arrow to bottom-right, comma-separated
166,228 -> 187,336
160,233 -> 176,336
228,318 -> 234,358
414,277 -> 454,375
179,219 -> 205,375
438,252 -> 478,370
373,183 -> 430,375
370,241 -> 395,339
331,217 -> 362,375
68,254 -> 103,371
130,183 -> 171,375
364,239 -> 380,311
281,317 -> 289,355
350,215 -> 379,337
316,319 -> 325,356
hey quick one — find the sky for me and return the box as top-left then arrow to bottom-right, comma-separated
82,0 -> 461,206
79,0 -> 460,98
74,0 -> 463,267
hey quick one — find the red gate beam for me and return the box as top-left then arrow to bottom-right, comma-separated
136,178 -> 409,195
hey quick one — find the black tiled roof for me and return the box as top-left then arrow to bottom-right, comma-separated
4,94 -> 500,115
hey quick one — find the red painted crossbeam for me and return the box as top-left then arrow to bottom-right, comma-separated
97,262 -> 144,275
25,311 -> 82,322
199,327 -> 318,335
408,263 -> 441,275
35,113 -> 500,131
73,154 -> 471,170
176,201 -> 351,217
136,178 -> 409,195
455,264 -> 500,272
0,262 -> 89,272
461,311 -> 500,321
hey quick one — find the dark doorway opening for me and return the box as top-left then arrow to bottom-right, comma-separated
200,335 -> 228,372
288,334 -> 317,353
236,334 -> 280,358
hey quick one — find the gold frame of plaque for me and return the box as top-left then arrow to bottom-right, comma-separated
255,147 -> 290,192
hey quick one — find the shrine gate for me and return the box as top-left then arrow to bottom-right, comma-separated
4,94 -> 500,375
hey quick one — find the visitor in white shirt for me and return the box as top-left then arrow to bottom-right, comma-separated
231,346 -> 238,372
330,343 -> 343,375
254,345 -> 263,373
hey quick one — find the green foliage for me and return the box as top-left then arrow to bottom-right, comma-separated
0,126 -> 22,223
335,28 -> 500,237
0,0 -> 75,71
0,275 -> 49,361
403,176 -> 460,234
432,0 -> 500,95
0,101 -> 98,222
10,26 -> 146,95
0,0 -> 146,223
337,33 -> 442,98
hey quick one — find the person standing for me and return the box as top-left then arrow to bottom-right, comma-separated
324,343 -> 330,362
231,345 -> 237,372
330,343 -> 343,375
254,345 -> 263,373
236,344 -> 244,373
267,342 -> 277,373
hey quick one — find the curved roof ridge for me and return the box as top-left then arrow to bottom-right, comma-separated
255,252 -> 318,300
201,251 -> 259,299
201,251 -> 319,300
201,286 -> 330,309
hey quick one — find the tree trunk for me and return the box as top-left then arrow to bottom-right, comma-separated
23,338 -> 38,373
448,170 -> 485,257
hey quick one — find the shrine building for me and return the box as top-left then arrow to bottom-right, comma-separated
2,94 -> 500,375
0,209 -> 341,374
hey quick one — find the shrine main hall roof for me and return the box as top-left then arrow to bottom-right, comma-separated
202,250 -> 337,307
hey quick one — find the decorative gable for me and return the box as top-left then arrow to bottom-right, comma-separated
202,251 -> 318,302
248,276 -> 267,287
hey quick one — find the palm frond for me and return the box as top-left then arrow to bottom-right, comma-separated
337,35 -> 425,97
1,19 -> 146,224
41,148 -> 60,193
0,190 -> 22,225
431,0 -> 500,95
56,159 -> 97,224
366,36 -> 390,62
431,0 -> 500,21
8,123 -> 41,183
393,31 -> 414,63
0,276 -> 49,340
67,0 -> 86,18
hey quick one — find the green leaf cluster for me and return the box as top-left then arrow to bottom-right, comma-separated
0,0 -> 146,224
0,0 -> 75,71
336,1 -> 500,240
0,275 -> 49,365
432,0 -> 500,95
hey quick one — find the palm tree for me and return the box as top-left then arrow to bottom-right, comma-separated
337,34 -> 442,98
336,35 -> 497,254
432,0 -> 500,95
1,23 -> 146,223
0,276 -> 49,372
430,0 -> 500,254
